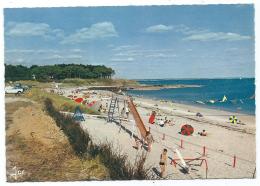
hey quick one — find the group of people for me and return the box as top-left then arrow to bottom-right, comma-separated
148,111 -> 174,127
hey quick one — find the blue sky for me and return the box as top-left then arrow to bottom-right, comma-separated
4,5 -> 254,79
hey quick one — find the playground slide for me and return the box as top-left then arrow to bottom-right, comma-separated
127,98 -> 148,139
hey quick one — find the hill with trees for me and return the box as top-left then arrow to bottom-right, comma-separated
5,64 -> 115,82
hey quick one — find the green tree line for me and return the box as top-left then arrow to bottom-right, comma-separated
5,64 -> 115,81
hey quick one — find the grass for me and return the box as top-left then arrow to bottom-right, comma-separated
5,101 -> 109,182
60,78 -> 139,87
7,78 -> 139,88
44,98 -> 151,180
6,133 -> 109,181
24,88 -> 99,114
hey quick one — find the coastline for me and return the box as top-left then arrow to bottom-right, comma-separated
72,88 -> 255,178
128,84 -> 202,91
11,86 -> 255,179
131,95 -> 255,134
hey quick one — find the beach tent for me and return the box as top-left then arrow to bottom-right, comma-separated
74,97 -> 84,103
72,106 -> 85,121
180,124 -> 194,136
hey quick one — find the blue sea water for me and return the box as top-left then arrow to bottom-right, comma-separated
127,78 -> 255,115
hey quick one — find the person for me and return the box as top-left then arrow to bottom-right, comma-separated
159,148 -> 168,178
198,129 -> 207,136
159,119 -> 165,127
98,104 -> 102,112
164,116 -> 169,126
146,131 -> 154,152
125,106 -> 130,120
133,137 -> 140,150
121,107 -> 125,118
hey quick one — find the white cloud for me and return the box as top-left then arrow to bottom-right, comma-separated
112,45 -> 139,51
6,22 -> 64,39
183,32 -> 251,41
172,24 -> 208,35
110,57 -> 135,62
5,49 -> 35,53
61,22 -> 118,44
171,24 -> 251,42
145,24 -> 173,33
70,49 -> 82,52
145,53 -> 177,58
66,55 -> 82,59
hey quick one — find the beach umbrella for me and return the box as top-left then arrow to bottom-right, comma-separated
229,115 -> 238,124
74,97 -> 83,103
180,124 -> 194,136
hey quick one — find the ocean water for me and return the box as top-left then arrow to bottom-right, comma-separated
127,78 -> 255,115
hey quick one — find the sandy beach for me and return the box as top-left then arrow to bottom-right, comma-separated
62,88 -> 256,179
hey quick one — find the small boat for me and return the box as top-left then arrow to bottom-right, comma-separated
195,100 -> 205,104
208,100 -> 215,104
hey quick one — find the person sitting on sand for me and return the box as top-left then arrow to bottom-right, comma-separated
167,120 -> 174,126
159,148 -> 168,178
159,119 -> 165,127
198,129 -> 207,136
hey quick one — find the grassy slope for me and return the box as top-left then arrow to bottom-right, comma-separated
24,88 -> 98,114
60,78 -> 139,87
12,78 -> 139,88
6,101 -> 109,182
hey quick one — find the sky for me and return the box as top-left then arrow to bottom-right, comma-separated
4,5 -> 255,79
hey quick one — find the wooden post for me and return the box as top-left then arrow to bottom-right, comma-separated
171,152 -> 176,167
180,139 -> 183,148
162,133 -> 165,140
203,146 -> 206,156
233,155 -> 236,168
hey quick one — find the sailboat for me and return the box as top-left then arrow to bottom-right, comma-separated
220,95 -> 228,103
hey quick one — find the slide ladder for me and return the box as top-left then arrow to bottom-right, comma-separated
127,98 -> 148,139
107,96 -> 120,122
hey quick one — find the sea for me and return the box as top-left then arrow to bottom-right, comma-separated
127,78 -> 255,115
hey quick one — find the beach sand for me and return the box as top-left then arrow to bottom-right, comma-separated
63,88 -> 256,179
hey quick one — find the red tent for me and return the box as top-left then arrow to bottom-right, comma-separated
148,111 -> 156,124
148,113 -> 155,124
